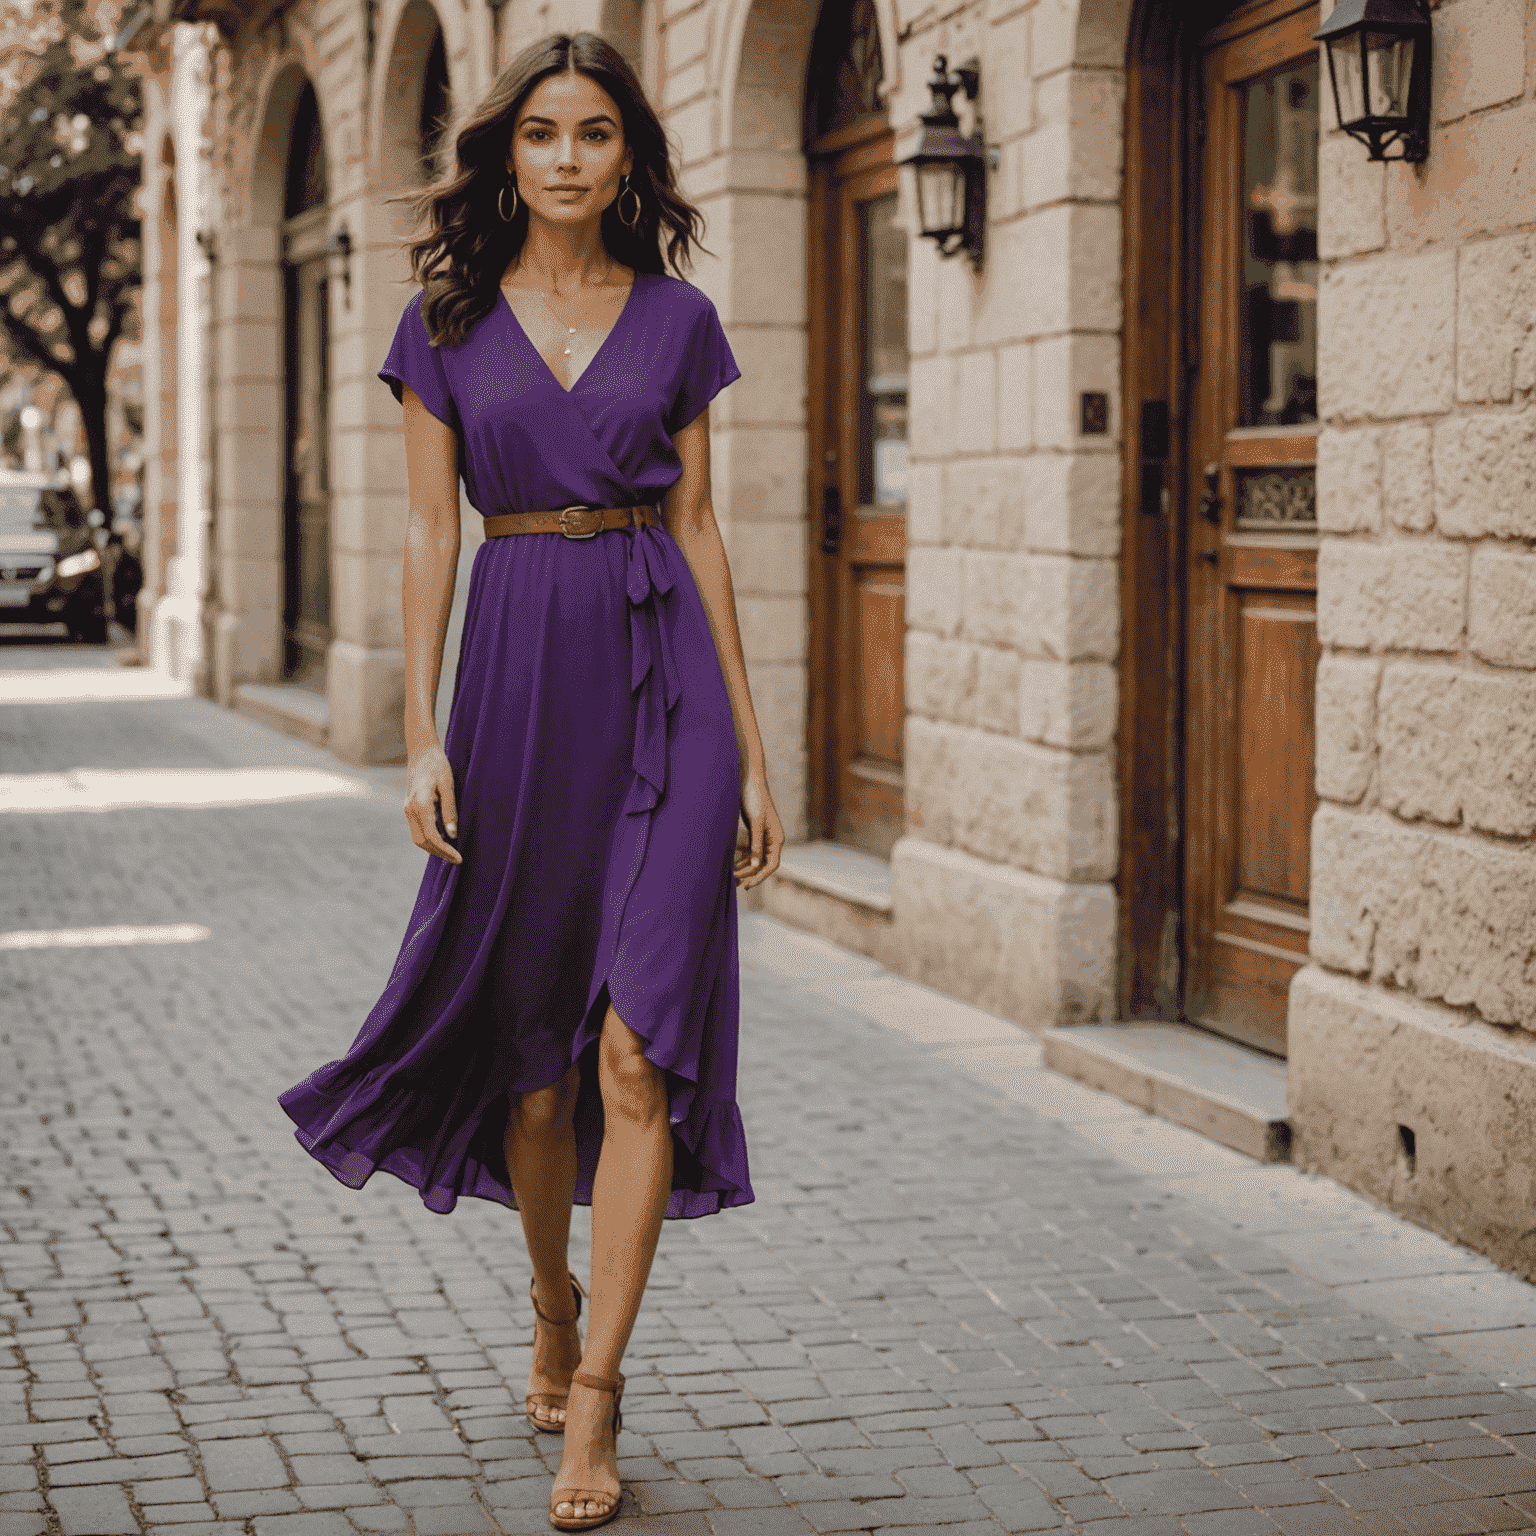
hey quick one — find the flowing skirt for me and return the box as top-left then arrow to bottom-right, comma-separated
276,523 -> 753,1219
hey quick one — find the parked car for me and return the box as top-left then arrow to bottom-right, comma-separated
0,469 -> 107,643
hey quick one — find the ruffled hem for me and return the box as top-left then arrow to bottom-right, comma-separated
663,1099 -> 754,1219
277,1073 -> 752,1220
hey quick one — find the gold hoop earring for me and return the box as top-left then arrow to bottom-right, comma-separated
498,181 -> 519,223
617,174 -> 641,230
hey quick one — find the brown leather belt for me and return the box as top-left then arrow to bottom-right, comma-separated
482,503 -> 662,540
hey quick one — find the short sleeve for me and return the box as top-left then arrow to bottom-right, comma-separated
379,291 -> 457,430
665,297 -> 742,434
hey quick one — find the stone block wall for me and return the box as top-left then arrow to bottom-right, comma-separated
1292,0 -> 1536,1277
892,0 -> 1120,1025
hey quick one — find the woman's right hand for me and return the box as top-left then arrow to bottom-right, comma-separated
404,744 -> 462,864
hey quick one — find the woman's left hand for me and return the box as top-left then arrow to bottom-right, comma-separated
735,768 -> 784,889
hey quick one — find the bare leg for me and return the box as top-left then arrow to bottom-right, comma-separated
504,1066 -> 582,1427
553,1002 -> 673,1521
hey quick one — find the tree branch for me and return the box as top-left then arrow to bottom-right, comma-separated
79,224 -> 107,318
12,239 -> 85,364
0,303 -> 81,391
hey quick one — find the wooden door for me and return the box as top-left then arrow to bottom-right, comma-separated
281,81 -> 331,690
808,125 -> 908,857
1184,1 -> 1320,1055
282,214 -> 332,689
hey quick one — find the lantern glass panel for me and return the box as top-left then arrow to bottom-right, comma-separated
915,160 -> 963,237
1330,32 -> 1368,126
1364,30 -> 1414,119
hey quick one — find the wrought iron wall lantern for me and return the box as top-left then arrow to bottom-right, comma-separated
1313,0 -> 1432,163
327,224 -> 354,308
898,55 -> 993,270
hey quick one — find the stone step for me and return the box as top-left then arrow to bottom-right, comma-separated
232,682 -> 329,750
776,840 -> 893,913
743,840 -> 899,974
1041,1021 -> 1292,1163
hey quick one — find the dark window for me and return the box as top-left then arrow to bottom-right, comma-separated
1239,61 -> 1318,426
806,0 -> 884,144
285,82 -> 327,218
419,29 -> 450,182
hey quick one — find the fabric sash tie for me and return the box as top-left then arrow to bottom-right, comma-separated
622,525 -> 683,817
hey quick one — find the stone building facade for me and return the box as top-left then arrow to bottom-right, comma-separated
1289,3 -> 1536,1278
125,0 -> 1536,1276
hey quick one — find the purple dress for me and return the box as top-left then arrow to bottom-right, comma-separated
277,272 -> 752,1220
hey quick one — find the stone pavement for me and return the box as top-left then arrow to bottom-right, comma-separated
5,643 -> 1536,1536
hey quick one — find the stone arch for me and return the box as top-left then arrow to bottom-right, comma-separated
714,0 -> 899,154
250,59 -> 323,228
728,0 -> 818,160
375,0 -> 453,193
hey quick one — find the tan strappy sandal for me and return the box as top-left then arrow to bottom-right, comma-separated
548,1369 -> 625,1531
525,1270 -> 586,1433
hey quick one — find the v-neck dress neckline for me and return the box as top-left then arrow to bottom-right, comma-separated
498,269 -> 643,395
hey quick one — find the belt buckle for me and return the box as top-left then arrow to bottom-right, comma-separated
558,504 -> 603,540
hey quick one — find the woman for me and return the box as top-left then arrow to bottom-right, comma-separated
277,32 -> 784,1532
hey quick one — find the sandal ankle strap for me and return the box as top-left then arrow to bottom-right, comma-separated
572,1369 -> 624,1393
530,1271 -> 584,1326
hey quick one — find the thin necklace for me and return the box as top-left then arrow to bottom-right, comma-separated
537,291 -> 579,357
535,266 -> 618,357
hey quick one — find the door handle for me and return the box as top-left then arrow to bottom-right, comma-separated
1199,462 -> 1223,525
820,484 -> 842,556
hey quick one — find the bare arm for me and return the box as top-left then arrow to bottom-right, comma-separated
400,386 -> 463,865
663,406 -> 783,888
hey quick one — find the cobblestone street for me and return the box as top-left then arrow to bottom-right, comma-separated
9,645 -> 1536,1536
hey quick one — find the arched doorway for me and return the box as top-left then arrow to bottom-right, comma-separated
806,0 -> 906,858
380,2 -> 453,192
1120,0 -> 1321,1055
281,80 -> 331,689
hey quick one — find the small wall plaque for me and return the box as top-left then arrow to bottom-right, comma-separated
1080,391 -> 1109,435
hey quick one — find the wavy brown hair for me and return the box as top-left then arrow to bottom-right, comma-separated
404,32 -> 706,349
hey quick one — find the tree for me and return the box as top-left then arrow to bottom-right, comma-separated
0,0 -> 141,513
